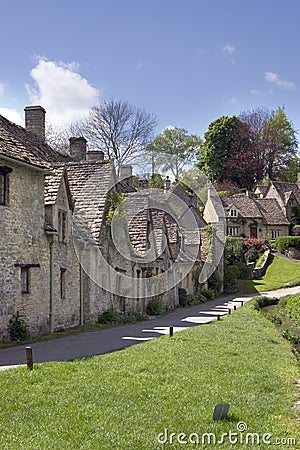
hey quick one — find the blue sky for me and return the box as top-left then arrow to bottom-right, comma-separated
0,0 -> 300,139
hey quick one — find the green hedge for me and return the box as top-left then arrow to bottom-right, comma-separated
275,236 -> 300,254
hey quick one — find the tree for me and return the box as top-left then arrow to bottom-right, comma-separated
197,116 -> 255,188
84,99 -> 157,171
148,127 -> 202,178
239,106 -> 298,182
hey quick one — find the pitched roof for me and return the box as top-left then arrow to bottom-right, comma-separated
255,198 -> 289,225
221,195 -> 289,225
221,195 -> 262,218
44,166 -> 65,204
66,160 -> 116,241
0,114 -> 69,168
254,185 -> 268,197
269,181 -> 300,205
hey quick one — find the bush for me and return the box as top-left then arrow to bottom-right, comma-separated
146,297 -> 164,315
225,237 -> 244,264
178,288 -> 187,307
7,311 -> 31,342
201,288 -> 216,300
244,247 -> 259,264
285,294 -> 300,326
208,271 -> 222,295
187,293 -> 207,305
291,225 -> 300,236
275,236 -> 300,254
253,296 -> 278,311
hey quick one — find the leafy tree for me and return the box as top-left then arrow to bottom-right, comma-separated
197,116 -> 255,188
149,173 -> 164,189
148,127 -> 201,178
240,106 -> 298,182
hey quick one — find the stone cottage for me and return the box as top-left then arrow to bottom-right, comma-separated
0,105 -> 207,339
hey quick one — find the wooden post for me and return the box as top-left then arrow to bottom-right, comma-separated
169,326 -> 174,336
228,308 -> 231,314
217,315 -> 220,321
26,346 -> 33,370
234,305 -> 237,310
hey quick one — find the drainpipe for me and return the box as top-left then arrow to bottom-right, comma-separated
46,231 -> 57,334
80,264 -> 84,326
49,235 -> 55,333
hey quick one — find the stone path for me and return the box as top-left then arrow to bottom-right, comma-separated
1,286 -> 300,371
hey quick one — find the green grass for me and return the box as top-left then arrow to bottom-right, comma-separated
239,254 -> 300,294
0,304 -> 299,449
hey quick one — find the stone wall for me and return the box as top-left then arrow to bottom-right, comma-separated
0,158 -> 50,338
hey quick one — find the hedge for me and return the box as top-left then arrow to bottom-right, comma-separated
275,236 -> 300,254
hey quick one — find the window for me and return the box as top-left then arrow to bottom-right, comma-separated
58,210 -> 67,242
271,229 -> 281,239
60,268 -> 66,299
228,227 -> 240,236
0,166 -> 12,206
21,267 -> 30,294
230,208 -> 238,217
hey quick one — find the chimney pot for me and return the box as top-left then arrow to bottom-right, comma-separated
24,105 -> 46,141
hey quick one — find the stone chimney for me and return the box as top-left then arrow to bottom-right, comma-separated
24,106 -> 46,141
119,165 -> 133,180
69,137 -> 87,161
86,150 -> 104,161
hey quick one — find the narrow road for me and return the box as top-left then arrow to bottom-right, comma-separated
1,286 -> 300,370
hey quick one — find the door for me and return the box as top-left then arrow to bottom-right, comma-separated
250,227 -> 258,238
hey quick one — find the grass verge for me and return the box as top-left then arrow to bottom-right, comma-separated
0,304 -> 299,449
239,254 -> 300,294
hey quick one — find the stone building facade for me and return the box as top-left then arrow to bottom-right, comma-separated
0,105 -> 206,340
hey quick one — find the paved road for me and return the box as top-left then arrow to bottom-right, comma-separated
1,286 -> 300,370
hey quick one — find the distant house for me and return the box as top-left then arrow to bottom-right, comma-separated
204,192 -> 289,240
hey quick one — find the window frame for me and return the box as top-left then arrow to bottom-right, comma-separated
58,209 -> 68,242
21,267 -> 30,294
0,166 -> 12,206
271,229 -> 281,239
228,226 -> 240,237
230,207 -> 238,217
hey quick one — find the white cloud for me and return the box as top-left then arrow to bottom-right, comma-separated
26,58 -> 100,127
0,107 -> 24,125
136,62 -> 143,70
0,82 -> 4,96
222,44 -> 237,55
228,97 -> 237,104
264,71 -> 295,90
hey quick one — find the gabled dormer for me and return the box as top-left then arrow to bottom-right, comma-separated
229,206 -> 238,218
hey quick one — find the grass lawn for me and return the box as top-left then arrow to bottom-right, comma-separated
0,304 -> 299,449
238,254 -> 300,294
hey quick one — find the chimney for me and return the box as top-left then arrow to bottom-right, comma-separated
69,137 -> 87,161
86,150 -> 104,161
119,165 -> 133,180
24,105 -> 46,141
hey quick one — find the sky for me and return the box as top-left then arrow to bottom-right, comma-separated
1,0 -> 300,141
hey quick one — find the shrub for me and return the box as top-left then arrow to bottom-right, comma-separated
7,311 -> 31,342
275,236 -> 300,254
243,238 -> 269,254
291,225 -> 300,236
225,237 -> 244,264
244,247 -> 259,264
187,293 -> 207,305
253,296 -> 278,311
201,288 -> 216,300
146,297 -> 164,315
208,271 -> 222,295
284,294 -> 300,326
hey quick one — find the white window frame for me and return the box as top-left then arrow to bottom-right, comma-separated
230,207 -> 238,217
228,227 -> 240,236
271,229 -> 281,239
